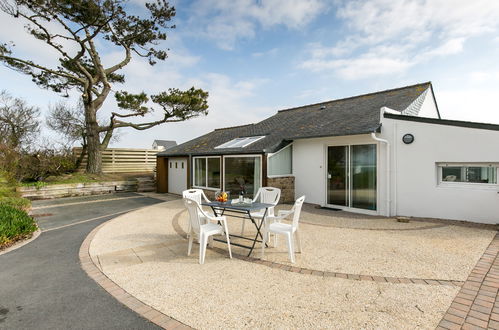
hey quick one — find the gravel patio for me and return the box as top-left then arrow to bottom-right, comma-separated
88,198 -> 497,329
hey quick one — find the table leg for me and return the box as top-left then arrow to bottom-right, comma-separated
247,208 -> 268,257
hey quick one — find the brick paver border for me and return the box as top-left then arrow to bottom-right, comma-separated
437,232 -> 499,330
79,222 -> 192,330
215,247 -> 463,286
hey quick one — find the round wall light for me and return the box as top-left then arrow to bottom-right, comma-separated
402,133 -> 414,144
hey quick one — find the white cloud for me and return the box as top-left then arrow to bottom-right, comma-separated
0,10 -> 81,67
252,47 -> 278,58
186,0 -> 327,50
420,38 -> 465,58
438,88 -> 499,124
302,43 -> 414,79
301,0 -> 499,79
469,70 -> 499,84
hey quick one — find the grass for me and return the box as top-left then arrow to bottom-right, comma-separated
0,173 -> 31,210
0,172 -> 36,249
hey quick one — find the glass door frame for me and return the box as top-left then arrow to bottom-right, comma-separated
324,142 -> 379,215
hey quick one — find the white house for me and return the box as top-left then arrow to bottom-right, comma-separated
152,139 -> 177,151
156,82 -> 499,224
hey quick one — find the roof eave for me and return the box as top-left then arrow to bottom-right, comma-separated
384,113 -> 499,131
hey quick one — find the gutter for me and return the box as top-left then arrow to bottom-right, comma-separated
371,106 -> 393,217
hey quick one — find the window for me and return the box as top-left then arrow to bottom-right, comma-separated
223,156 -> 261,198
215,136 -> 265,149
268,145 -> 292,177
193,157 -> 220,189
439,164 -> 497,184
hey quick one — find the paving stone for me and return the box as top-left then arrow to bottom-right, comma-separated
465,316 -> 488,328
443,313 -> 465,325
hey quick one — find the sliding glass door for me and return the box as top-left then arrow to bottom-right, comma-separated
327,146 -> 348,206
351,145 -> 377,210
327,144 -> 377,211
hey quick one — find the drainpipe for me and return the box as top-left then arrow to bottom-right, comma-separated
371,132 -> 391,217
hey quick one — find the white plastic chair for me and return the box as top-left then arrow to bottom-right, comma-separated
182,189 -> 211,205
260,196 -> 305,263
183,198 -> 232,264
241,187 -> 281,235
183,189 -> 212,238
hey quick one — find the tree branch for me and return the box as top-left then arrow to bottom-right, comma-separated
0,54 -> 83,82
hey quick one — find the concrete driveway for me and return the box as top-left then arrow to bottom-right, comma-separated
0,192 -> 177,329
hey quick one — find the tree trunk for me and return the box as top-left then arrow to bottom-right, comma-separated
84,104 -> 102,174
75,144 -> 87,169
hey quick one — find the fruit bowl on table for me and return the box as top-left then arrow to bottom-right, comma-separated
214,191 -> 230,203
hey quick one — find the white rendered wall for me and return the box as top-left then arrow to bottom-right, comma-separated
416,88 -> 440,118
293,134 -> 388,215
382,117 -> 499,224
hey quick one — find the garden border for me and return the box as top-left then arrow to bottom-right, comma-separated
0,228 -> 41,256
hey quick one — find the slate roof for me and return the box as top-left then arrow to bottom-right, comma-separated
158,82 -> 432,157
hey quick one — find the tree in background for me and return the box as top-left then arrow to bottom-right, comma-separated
46,101 -> 87,167
0,91 -> 40,150
0,91 -> 75,182
47,101 -> 121,168
0,0 -> 209,173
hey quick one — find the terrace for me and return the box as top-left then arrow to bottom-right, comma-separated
85,198 -> 498,329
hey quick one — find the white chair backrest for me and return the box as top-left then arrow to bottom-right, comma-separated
182,189 -> 205,204
291,196 -> 306,229
254,187 -> 281,205
183,198 -> 204,234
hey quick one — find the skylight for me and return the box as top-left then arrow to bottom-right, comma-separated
215,136 -> 265,149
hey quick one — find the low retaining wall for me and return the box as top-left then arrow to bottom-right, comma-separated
17,181 -> 139,200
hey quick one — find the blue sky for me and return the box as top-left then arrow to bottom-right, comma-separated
1,0 -> 499,148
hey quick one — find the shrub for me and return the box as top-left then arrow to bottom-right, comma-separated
0,204 -> 37,247
0,145 -> 77,182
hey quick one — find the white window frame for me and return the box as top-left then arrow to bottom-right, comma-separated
222,154 -> 263,193
437,162 -> 499,190
267,144 -> 293,178
192,156 -> 221,191
215,136 -> 265,149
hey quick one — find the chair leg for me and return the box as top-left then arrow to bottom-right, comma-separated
295,230 -> 302,253
208,235 -> 214,248
286,232 -> 295,263
199,233 -> 207,264
260,227 -> 268,259
187,231 -> 194,256
220,221 -> 232,259
225,231 -> 232,259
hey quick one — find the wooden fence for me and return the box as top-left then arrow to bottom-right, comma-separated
73,147 -> 158,173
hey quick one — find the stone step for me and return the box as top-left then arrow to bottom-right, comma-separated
137,187 -> 156,192
136,177 -> 154,182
